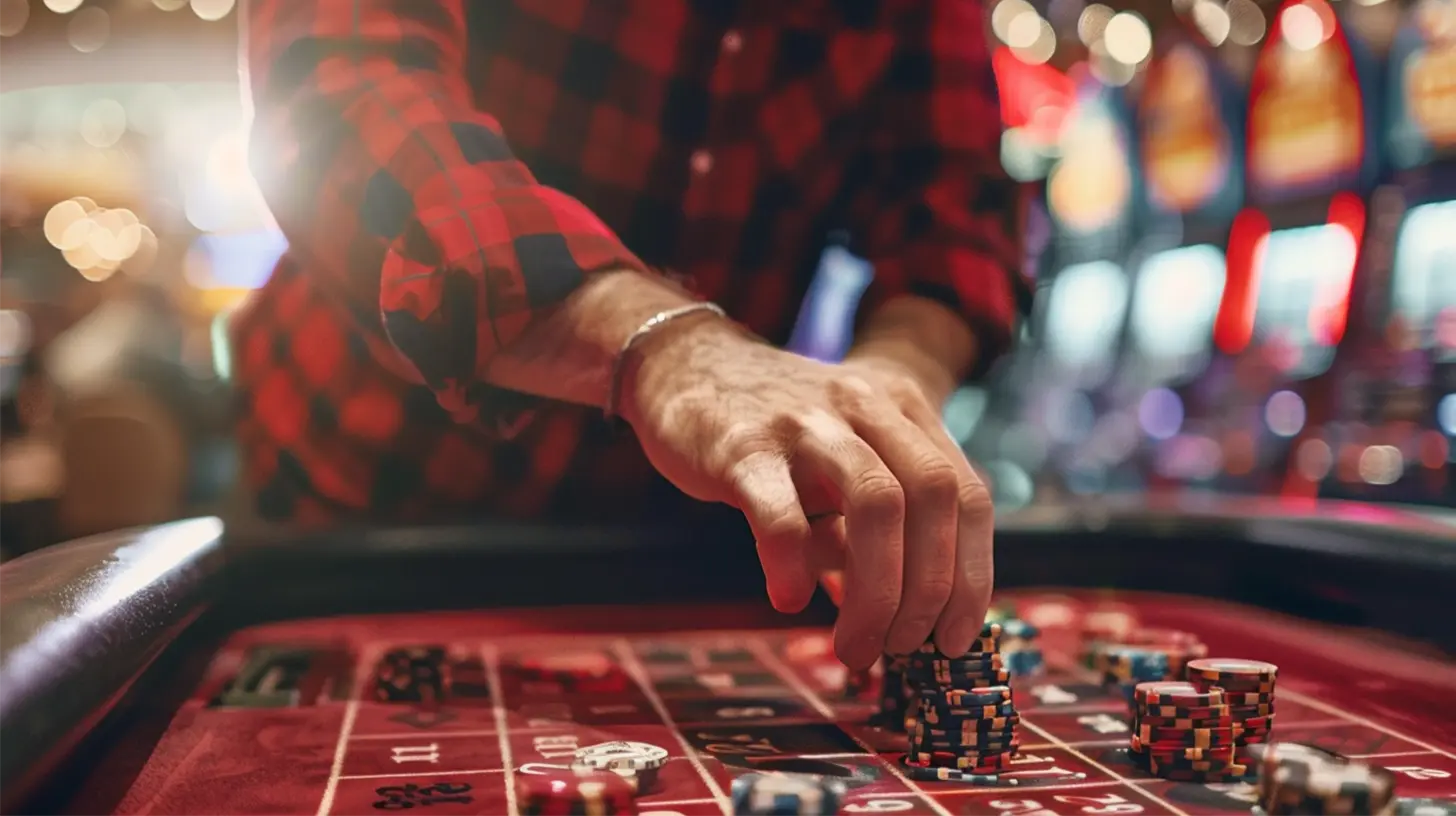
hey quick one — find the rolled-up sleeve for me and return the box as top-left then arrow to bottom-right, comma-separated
244,0 -> 648,424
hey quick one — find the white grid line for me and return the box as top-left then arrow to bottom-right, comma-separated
483,645 -> 520,816
612,640 -> 734,814
1278,688 -> 1456,761
315,647 -> 373,816
1015,717 -> 1192,816
1348,750 -> 1440,760
339,768 -> 504,781
746,641 -> 956,816
351,728 -> 505,741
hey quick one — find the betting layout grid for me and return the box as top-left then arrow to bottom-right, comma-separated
107,595 -> 1456,816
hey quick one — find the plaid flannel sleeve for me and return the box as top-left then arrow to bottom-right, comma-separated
849,0 -> 1031,378
243,0 -> 648,428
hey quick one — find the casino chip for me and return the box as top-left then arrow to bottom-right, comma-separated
1130,680 -> 1270,783
897,621 -> 1026,779
730,772 -> 846,815
517,767 -> 638,815
573,741 -> 669,790
1252,742 -> 1398,815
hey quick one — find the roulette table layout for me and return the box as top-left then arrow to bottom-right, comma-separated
2,497 -> 1454,815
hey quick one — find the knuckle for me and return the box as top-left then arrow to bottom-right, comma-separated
720,421 -> 774,455
851,473 -> 905,518
909,459 -> 961,503
761,513 -> 811,544
957,477 -> 994,513
827,373 -> 876,404
916,575 -> 956,608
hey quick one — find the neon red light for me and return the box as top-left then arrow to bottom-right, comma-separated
1312,191 -> 1366,346
992,47 -> 1074,144
1216,208 -> 1270,354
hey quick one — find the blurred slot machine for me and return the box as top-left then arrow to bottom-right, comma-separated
1023,76 -> 1140,496
1198,0 -> 1381,496
1315,0 -> 1456,505
1120,35 -> 1246,492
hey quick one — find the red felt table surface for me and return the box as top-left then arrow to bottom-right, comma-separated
96,591 -> 1456,816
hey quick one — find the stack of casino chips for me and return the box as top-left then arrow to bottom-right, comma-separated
998,617 -> 1045,678
1095,645 -> 1171,711
1252,742 -> 1398,815
899,623 -> 1024,782
730,773 -> 846,815
1186,658 -> 1277,769
1130,681 -> 1250,782
1123,628 -> 1208,680
517,767 -> 638,815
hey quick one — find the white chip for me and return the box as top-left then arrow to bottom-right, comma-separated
573,740 -> 669,772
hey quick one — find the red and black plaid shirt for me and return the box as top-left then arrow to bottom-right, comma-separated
233,0 -> 1026,525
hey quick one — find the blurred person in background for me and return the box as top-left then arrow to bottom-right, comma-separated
237,0 -> 1027,666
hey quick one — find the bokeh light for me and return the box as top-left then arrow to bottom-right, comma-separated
0,0 -> 30,37
1104,12 -> 1153,64
1227,0 -> 1268,45
190,0 -> 235,21
43,0 -> 82,13
1192,0 -> 1232,46
66,5 -> 109,52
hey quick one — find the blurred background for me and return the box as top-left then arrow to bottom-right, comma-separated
0,0 -> 1452,559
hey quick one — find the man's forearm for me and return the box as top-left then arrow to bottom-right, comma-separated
848,295 -> 980,406
482,270 -> 716,411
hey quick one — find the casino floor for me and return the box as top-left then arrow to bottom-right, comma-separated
1,497 -> 1454,815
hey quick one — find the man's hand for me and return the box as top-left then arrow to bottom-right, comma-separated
619,321 -> 994,670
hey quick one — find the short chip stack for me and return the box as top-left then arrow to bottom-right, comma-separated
1186,658 -> 1277,769
899,623 -> 1023,782
517,767 -> 638,815
1252,742 -> 1398,815
572,740 -> 669,792
1130,681 -> 1249,782
1000,618 -> 1045,678
1095,645 -> 1171,711
730,773 -> 846,815
1124,628 -> 1209,680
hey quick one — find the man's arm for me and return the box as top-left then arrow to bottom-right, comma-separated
845,0 -> 1029,398
243,0 -> 698,427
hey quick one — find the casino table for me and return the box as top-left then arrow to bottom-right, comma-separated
2,497 -> 1455,815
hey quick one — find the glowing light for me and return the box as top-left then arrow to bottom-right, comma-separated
1006,10 -> 1044,48
1139,388 -> 1185,441
1192,0 -> 1232,46
66,5 -> 108,52
44,199 -> 88,248
993,0 -> 1037,42
1281,3 -> 1329,50
190,0 -> 234,21
1265,390 -> 1306,437
43,0 -> 82,13
1077,3 -> 1115,43
1438,393 -> 1456,436
1132,244 -> 1227,362
79,98 -> 127,147
1227,0 -> 1267,45
1104,12 -> 1153,64
1357,445 -> 1404,485
1045,261 -> 1130,372
1296,438 -> 1333,481
153,0 -> 187,9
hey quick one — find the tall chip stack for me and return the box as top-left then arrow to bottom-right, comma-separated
898,623 -> 1026,783
1252,742 -> 1398,815
1186,658 -> 1278,771
1130,681 -> 1250,782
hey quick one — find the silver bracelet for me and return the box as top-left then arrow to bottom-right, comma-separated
605,302 -> 727,421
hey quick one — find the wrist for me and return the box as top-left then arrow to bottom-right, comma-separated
617,313 -> 751,429
845,341 -> 957,407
